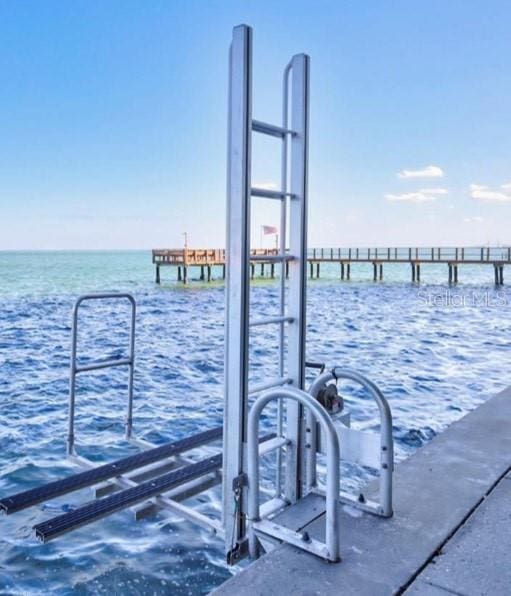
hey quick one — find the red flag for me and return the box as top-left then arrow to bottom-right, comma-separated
262,225 -> 278,235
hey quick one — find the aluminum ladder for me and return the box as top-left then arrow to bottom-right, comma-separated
223,24 -> 310,563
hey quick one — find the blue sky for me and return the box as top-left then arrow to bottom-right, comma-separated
1,1 -> 510,250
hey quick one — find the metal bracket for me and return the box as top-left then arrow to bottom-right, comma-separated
226,538 -> 249,565
232,473 -> 248,492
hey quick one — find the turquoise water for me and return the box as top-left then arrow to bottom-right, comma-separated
0,251 -> 510,594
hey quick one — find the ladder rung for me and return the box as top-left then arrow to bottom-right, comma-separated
250,255 -> 294,263
75,357 -> 132,373
250,316 -> 294,327
252,119 -> 295,138
249,377 -> 292,395
251,187 -> 294,200
258,436 -> 289,456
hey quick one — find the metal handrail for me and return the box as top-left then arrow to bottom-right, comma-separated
247,387 -> 340,562
308,368 -> 393,517
68,293 -> 136,455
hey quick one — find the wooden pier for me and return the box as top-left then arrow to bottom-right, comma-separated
152,246 -> 510,285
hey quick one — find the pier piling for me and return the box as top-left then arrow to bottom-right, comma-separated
379,263 -> 383,281
156,265 -> 160,284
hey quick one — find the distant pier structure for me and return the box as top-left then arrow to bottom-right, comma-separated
152,246 -> 510,285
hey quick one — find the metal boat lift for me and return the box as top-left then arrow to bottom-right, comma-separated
0,24 -> 394,568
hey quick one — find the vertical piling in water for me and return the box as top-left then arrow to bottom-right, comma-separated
251,263 -> 255,279
222,264 -> 226,279
156,265 -> 161,284
316,263 -> 320,278
310,262 -> 314,279
417,264 -> 421,283
341,263 -> 345,280
260,263 -> 265,277
373,263 -> 377,282
271,263 -> 275,278
207,265 -> 212,282
347,263 -> 351,280
200,265 -> 205,281
448,265 -> 452,284
178,267 -> 182,282
454,265 -> 458,284
379,264 -> 383,281
183,266 -> 188,284
500,266 -> 504,285
411,263 -> 416,283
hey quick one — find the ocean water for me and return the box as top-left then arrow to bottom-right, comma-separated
0,250 -> 510,595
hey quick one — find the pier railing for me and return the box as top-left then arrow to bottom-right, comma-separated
152,248 -> 279,265
154,247 -> 511,265
307,247 -> 511,263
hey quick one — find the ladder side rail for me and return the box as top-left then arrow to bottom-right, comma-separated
222,24 -> 253,561
68,293 -> 136,455
276,61 -> 293,497
284,53 -> 310,504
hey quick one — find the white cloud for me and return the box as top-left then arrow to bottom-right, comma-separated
385,187 -> 448,203
469,183 -> 511,203
418,188 -> 448,195
385,192 -> 437,203
397,165 -> 444,179
463,216 -> 485,224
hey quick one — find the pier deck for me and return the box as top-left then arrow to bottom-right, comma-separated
152,247 -> 510,284
213,385 -> 511,595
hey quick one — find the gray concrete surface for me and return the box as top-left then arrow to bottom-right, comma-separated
213,386 -> 511,595
405,475 -> 511,596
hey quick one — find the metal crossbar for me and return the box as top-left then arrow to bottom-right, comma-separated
34,455 -> 223,542
252,119 -> 295,138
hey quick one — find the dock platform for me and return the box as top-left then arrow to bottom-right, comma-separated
152,247 -> 510,284
213,385 -> 511,595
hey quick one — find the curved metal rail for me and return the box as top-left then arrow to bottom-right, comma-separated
308,368 -> 393,517
247,387 -> 341,563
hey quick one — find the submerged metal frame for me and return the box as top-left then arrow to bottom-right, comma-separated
223,24 -> 310,560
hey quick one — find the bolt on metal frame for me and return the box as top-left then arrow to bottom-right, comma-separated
223,24 -> 310,561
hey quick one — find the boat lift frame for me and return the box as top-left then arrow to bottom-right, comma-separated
0,23 -> 394,570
